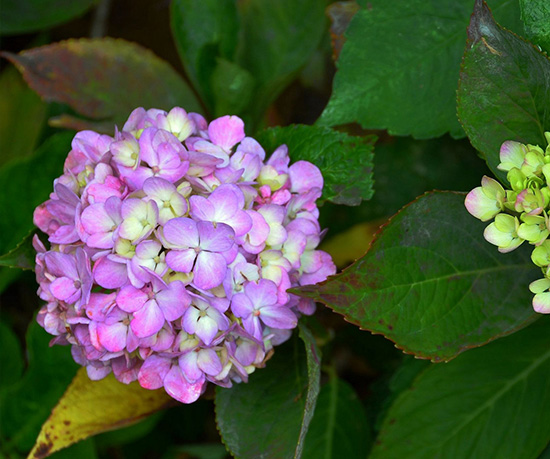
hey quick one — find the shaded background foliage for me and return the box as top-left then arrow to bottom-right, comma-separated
1,0 -> 550,458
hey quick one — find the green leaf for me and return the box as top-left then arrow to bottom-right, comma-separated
457,0 -> 550,183
29,368 -> 173,458
0,320 -> 78,453
318,135 -> 491,236
0,66 -> 47,167
0,0 -> 96,35
256,125 -> 375,206
302,377 -> 371,459
50,439 -> 97,459
3,38 -> 202,132
370,316 -> 550,458
296,192 -> 539,361
210,58 -> 255,118
0,232 -> 36,270
0,321 -> 24,390
235,0 -> 327,124
0,132 -> 71,256
215,332 -> 320,459
171,0 -> 240,113
520,0 -> 550,53
319,0 -> 523,139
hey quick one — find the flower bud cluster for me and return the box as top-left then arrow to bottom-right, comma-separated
33,107 -> 336,403
465,133 -> 550,313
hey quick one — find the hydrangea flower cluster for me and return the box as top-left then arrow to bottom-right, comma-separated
33,107 -> 336,403
465,133 -> 550,314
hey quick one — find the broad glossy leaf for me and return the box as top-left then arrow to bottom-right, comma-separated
0,0 -> 96,35
3,38 -> 201,132
318,135 -> 491,236
235,0 -> 326,123
302,377 -> 370,459
457,0 -> 550,183
210,58 -> 255,118
0,232 -> 35,270
0,132 -> 71,256
297,192 -> 539,361
256,125 -> 375,206
319,0 -> 522,139
215,332 -> 320,459
29,367 -> 173,458
520,0 -> 550,53
170,0 -> 240,113
371,317 -> 550,458
0,66 -> 46,167
0,321 -> 78,453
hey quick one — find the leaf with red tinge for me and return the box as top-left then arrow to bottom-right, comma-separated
0,232 -> 35,270
3,38 -> 202,133
457,0 -> 550,183
29,367 -> 174,459
295,192 -> 539,362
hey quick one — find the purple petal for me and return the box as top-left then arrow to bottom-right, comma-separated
166,249 -> 196,273
259,306 -> 297,330
50,277 -> 78,301
182,306 -> 201,335
156,281 -> 190,321
242,315 -> 263,341
131,299 -> 164,338
164,365 -> 205,404
197,348 -> 222,376
289,161 -> 323,193
163,217 -> 199,248
230,292 -> 253,318
246,279 -> 278,309
93,256 -> 128,289
197,221 -> 234,252
193,251 -> 227,289
45,252 -> 77,279
178,351 -> 203,382
189,195 -> 216,221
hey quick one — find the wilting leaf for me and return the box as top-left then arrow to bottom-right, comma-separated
29,367 -> 174,458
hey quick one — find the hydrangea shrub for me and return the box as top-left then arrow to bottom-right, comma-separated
33,106 -> 335,403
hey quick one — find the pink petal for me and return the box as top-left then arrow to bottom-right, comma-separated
164,365 -> 205,404
289,161 -> 323,193
93,256 -> 128,289
131,299 -> 164,338
197,348 -> 222,376
50,277 -> 78,301
116,285 -> 148,313
197,221 -> 234,252
163,217 -> 199,248
138,355 -> 171,390
208,115 -> 245,151
193,252 -> 227,289
97,321 -> 128,352
259,305 -> 298,330
156,281 -> 190,321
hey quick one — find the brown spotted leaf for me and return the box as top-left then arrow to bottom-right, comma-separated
295,192 -> 539,362
29,367 -> 174,458
3,38 -> 202,132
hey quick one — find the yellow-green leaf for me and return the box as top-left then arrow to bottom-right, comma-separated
28,367 -> 174,459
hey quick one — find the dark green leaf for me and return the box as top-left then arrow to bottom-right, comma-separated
215,333 -> 319,459
50,439 -> 97,459
0,321 -> 24,390
457,0 -> 550,183
0,132 -> 72,256
235,0 -> 327,124
520,0 -> 550,53
371,317 -> 550,458
0,232 -> 36,270
297,192 -> 539,361
319,0 -> 523,139
302,377 -> 370,459
296,323 -> 321,458
163,443 -> 227,459
256,125 -> 375,206
170,0 -> 239,113
3,38 -> 202,132
0,66 -> 47,167
211,58 -> 255,118
0,320 -> 78,453
0,0 -> 96,35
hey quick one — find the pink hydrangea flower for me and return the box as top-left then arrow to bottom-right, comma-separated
33,106 -> 336,404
